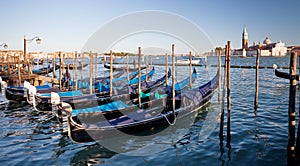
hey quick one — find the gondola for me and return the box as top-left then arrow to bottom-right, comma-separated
34,59 -> 44,65
76,69 -> 139,90
0,77 -> 7,95
104,63 -> 146,71
81,70 -> 126,83
4,81 -> 52,102
37,68 -> 171,113
32,66 -> 53,75
64,63 -> 89,70
31,89 -> 83,111
65,69 -> 216,143
51,68 -> 196,123
273,64 -> 299,80
95,67 -> 155,95
56,68 -> 195,113
28,67 -> 149,111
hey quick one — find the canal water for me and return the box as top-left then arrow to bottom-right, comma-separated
0,56 -> 295,165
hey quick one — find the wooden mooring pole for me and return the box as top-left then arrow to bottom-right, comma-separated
94,53 -> 98,79
59,52 -> 62,90
219,45 -> 227,146
72,52 -> 75,84
18,54 -> 21,86
138,47 -> 141,108
75,52 -> 78,90
81,52 -> 84,81
126,53 -> 129,81
189,51 -> 192,87
254,49 -> 261,110
146,55 -> 149,81
288,52 -> 297,165
226,41 -> 231,148
150,56 -> 153,69
110,50 -> 113,98
52,53 -> 56,87
218,50 -> 221,102
172,44 -> 175,112
165,53 -> 168,86
89,51 -> 93,94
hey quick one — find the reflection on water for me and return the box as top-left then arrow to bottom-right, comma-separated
70,144 -> 117,165
0,56 -> 294,165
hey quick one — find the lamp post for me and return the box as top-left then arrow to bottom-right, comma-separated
24,35 -> 41,60
0,43 -> 8,49
23,35 -> 41,74
0,43 -> 8,71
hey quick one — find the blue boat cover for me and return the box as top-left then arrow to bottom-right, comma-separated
128,67 -> 155,85
174,70 -> 197,91
72,100 -> 129,116
7,84 -> 50,90
39,90 -> 83,97
154,68 -> 197,99
77,81 -> 96,89
106,70 -> 139,84
77,70 -> 138,89
36,85 -> 51,90
96,67 -> 155,92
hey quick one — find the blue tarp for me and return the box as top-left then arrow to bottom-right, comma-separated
72,100 -> 129,116
38,90 -> 83,97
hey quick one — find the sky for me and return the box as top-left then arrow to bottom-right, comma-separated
0,0 -> 299,54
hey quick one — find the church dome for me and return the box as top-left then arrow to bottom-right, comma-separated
263,37 -> 272,45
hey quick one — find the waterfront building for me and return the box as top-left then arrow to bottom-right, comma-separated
242,25 -> 248,49
233,26 -> 287,56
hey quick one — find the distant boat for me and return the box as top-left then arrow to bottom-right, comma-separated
176,56 -> 206,66
34,59 -> 44,65
104,63 -> 146,71
64,63 -> 89,70
273,64 -> 299,80
32,65 -> 59,75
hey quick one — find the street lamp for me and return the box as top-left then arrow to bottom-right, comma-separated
24,35 -> 41,60
0,43 -> 8,49
24,35 -> 41,75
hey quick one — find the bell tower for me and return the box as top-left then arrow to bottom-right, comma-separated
242,25 -> 248,49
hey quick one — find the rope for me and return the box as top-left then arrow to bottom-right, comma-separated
163,112 -> 177,126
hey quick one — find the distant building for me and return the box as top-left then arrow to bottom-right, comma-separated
242,25 -> 248,49
28,52 -> 46,59
233,26 -> 287,56
0,50 -> 23,61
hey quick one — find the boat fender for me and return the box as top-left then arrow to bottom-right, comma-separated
28,85 -> 37,111
57,102 -> 72,123
28,85 -> 37,96
50,92 -> 60,105
51,92 -> 62,122
61,102 -> 72,114
23,81 -> 31,100
23,81 -> 31,89
0,81 -> 7,95
0,81 -> 7,89
272,64 -> 278,70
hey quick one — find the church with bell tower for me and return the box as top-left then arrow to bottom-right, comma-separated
242,25 -> 248,49
232,25 -> 287,56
